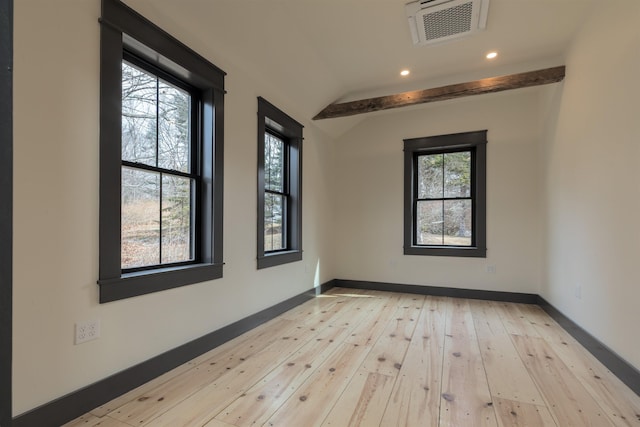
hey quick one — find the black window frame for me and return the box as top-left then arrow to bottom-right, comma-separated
403,130 -> 487,258
263,129 -> 289,253
257,97 -> 303,269
98,0 -> 225,303
120,54 -> 201,273
0,0 -> 13,423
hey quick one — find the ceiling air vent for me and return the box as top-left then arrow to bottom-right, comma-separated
406,0 -> 490,46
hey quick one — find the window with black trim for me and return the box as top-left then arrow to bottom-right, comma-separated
98,0 -> 225,303
257,97 -> 303,269
404,130 -> 487,257
121,56 -> 198,270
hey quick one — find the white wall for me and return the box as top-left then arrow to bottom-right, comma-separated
540,2 -> 640,370
332,89 -> 544,295
12,0 -> 336,415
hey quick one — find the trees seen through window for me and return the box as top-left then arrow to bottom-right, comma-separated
403,130 -> 486,258
121,60 -> 196,270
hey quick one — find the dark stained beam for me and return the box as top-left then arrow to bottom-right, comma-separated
313,66 -> 565,120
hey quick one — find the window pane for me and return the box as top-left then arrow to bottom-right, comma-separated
265,133 -> 285,193
443,199 -> 472,246
122,62 -> 157,166
417,154 -> 443,199
122,167 -> 160,268
444,151 -> 471,198
416,200 -> 443,245
161,175 -> 193,264
264,192 -> 284,251
158,81 -> 191,173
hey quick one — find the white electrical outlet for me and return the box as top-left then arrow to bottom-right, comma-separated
75,319 -> 101,344
486,265 -> 496,274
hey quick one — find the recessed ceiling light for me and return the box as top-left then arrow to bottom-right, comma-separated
400,69 -> 410,77
486,51 -> 498,59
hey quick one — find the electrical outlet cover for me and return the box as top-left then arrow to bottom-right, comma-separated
75,319 -> 101,344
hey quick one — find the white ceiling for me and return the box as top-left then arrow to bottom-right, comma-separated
125,0 -> 595,136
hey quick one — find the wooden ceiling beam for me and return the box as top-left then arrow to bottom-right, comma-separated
313,66 -> 565,120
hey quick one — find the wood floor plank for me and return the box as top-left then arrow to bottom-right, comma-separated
90,362 -> 196,418
110,292 -> 375,426
295,295 -> 356,329
471,302 -> 545,405
440,298 -> 498,427
264,343 -> 371,427
107,356 -> 239,425
202,420 -> 236,427
360,294 -> 424,377
63,415 -> 134,427
492,302 -> 541,338
379,295 -> 447,427
110,294 -> 364,425
511,334 -> 616,426
142,320 -> 335,426
215,323 -> 357,427
344,293 -> 401,347
515,304 -> 571,344
320,370 -> 396,427
280,288 -> 373,325
61,413 -> 103,427
468,299 -> 509,340
519,305 -> 640,427
493,397 -> 557,427
91,417 -> 134,427
478,335 -> 545,405
279,294 -> 342,321
108,319 -> 311,426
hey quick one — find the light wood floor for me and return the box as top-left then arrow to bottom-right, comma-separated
64,288 -> 640,427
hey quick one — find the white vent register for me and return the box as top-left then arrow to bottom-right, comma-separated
406,0 -> 490,46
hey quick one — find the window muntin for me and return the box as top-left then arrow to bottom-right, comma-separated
403,130 -> 486,258
120,59 -> 198,271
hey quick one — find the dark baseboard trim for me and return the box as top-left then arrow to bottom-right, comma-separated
537,295 -> 640,396
334,279 -> 539,304
12,280 -> 336,427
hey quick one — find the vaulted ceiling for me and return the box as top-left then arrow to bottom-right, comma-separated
124,0 -> 595,136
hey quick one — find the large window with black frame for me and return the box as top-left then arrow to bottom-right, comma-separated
120,55 -> 198,271
99,0 -> 225,303
257,97 -> 303,269
404,130 -> 486,257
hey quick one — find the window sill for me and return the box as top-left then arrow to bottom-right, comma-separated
98,262 -> 224,303
404,246 -> 486,258
257,250 -> 302,270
